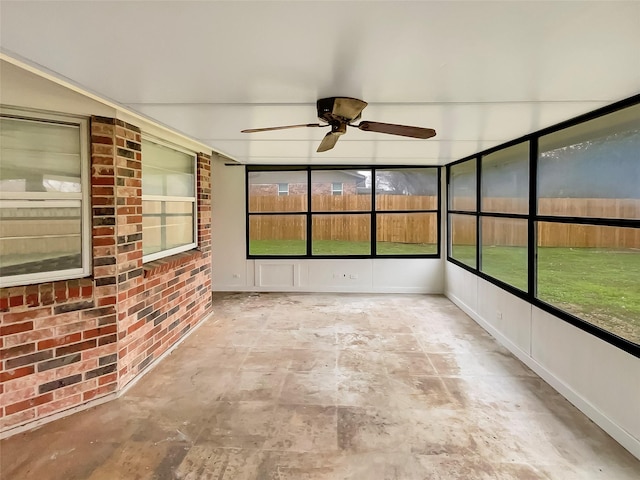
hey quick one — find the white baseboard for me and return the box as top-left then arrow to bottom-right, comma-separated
446,291 -> 640,461
212,285 -> 441,294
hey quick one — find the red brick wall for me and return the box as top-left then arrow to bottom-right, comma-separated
0,116 -> 212,435
250,184 -> 278,196
249,183 -> 310,196
116,148 -> 212,388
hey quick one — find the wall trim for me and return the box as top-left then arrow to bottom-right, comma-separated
0,50 -> 215,156
446,290 -> 640,461
211,286 -> 442,294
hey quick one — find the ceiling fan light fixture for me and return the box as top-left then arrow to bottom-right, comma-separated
317,97 -> 368,123
241,96 -> 436,152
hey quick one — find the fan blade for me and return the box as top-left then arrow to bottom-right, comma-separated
356,121 -> 436,139
317,132 -> 341,152
241,123 -> 325,133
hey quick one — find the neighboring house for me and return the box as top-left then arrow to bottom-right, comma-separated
249,170 -> 366,196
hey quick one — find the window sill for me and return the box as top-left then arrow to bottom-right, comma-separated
143,250 -> 204,279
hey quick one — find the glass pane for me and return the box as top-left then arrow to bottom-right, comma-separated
375,168 -> 438,211
538,104 -> 640,219
450,213 -> 476,268
312,214 -> 371,255
481,217 -> 528,291
449,160 -> 476,211
311,170 -> 370,211
376,213 -> 437,255
277,183 -> 289,196
481,142 -> 529,214
249,214 -> 306,255
0,117 -> 81,193
143,201 -> 194,256
0,203 -> 82,276
142,140 -> 195,197
248,171 -> 307,213
537,222 -> 640,345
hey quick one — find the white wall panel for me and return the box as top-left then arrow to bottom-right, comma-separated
444,261 -> 478,313
373,258 -> 443,293
211,159 -> 249,288
477,278 -> 532,355
254,261 -> 299,288
532,307 -> 640,454
211,159 -> 445,294
307,259 -> 373,292
445,261 -> 640,460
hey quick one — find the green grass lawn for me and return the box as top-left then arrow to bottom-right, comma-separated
452,245 -> 640,344
250,239 -> 307,255
250,239 -> 639,344
538,247 -> 640,344
249,239 -> 436,256
376,242 -> 437,255
481,246 -> 528,291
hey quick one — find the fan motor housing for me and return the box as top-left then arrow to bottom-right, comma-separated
317,97 -> 368,124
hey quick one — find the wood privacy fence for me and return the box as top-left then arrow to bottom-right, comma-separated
250,195 -> 437,243
452,197 -> 639,218
249,194 -> 437,213
249,212 -> 438,243
250,194 -> 639,248
452,197 -> 639,248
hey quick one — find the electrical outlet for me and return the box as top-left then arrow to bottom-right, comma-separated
496,311 -> 503,320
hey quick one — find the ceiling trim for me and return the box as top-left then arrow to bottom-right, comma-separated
0,49 -> 218,156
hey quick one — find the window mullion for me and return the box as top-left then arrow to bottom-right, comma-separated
528,139 -> 538,298
306,168 -> 312,256
371,168 -> 377,256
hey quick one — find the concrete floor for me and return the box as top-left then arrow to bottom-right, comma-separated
1,293 -> 639,479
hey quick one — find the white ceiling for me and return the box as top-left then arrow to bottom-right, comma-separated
1,1 -> 639,166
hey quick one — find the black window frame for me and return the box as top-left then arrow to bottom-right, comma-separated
478,141 -> 530,292
446,94 -> 640,358
447,158 -> 479,269
246,165 -> 441,260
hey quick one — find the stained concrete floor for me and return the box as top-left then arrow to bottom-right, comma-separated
1,293 -> 639,479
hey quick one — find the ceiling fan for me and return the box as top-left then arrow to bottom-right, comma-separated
241,97 -> 436,152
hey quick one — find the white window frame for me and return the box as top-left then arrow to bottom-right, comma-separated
0,107 -> 91,288
331,182 -> 343,196
141,135 -> 198,263
277,183 -> 289,196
